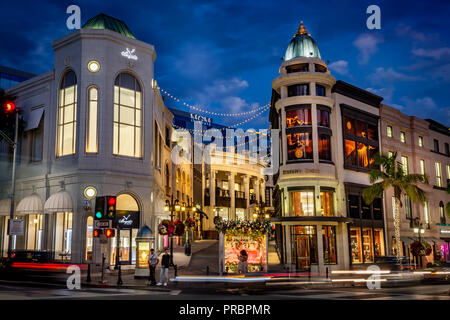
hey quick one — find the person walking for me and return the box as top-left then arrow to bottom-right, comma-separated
237,250 -> 248,274
147,248 -> 159,286
157,248 -> 170,286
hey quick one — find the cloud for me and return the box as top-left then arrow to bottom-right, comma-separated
400,96 -> 450,124
328,60 -> 349,75
412,47 -> 450,60
353,33 -> 383,64
396,24 -> 427,43
369,67 -> 423,84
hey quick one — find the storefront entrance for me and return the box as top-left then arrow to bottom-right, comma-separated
294,235 -> 310,269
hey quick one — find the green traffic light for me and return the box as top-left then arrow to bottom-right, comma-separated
96,211 -> 102,219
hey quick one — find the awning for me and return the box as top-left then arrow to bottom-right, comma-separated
400,236 -> 415,245
24,108 -> 44,131
16,193 -> 43,215
0,199 -> 17,216
44,190 -> 73,213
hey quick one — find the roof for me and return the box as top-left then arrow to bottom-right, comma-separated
332,80 -> 383,108
0,65 -> 36,80
425,119 -> 450,137
284,22 -> 321,60
82,13 -> 136,39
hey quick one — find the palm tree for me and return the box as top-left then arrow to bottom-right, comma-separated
362,152 -> 428,259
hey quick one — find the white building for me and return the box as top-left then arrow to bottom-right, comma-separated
0,14 -> 173,266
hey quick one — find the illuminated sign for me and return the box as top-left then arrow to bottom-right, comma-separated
190,113 -> 212,124
115,211 -> 139,229
121,48 -> 138,60
441,229 -> 450,234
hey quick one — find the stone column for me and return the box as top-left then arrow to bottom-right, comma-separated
255,177 -> 260,205
311,103 -> 319,165
316,224 -> 324,274
261,179 -> 266,203
243,175 -> 249,219
228,172 -> 235,220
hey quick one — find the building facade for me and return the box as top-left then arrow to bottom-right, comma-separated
380,105 -> 450,264
270,22 -> 386,273
0,14 -> 173,266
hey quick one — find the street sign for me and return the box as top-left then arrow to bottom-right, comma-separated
8,219 -> 24,236
94,220 -> 111,229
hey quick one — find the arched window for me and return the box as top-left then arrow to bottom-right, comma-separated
85,216 -> 93,261
57,70 -> 77,156
86,87 -> 98,153
440,201 -> 446,224
113,73 -> 142,158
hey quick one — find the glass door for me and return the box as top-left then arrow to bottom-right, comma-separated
294,235 -> 311,269
119,229 -> 130,264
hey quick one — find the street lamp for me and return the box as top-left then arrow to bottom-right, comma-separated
164,195 -> 180,266
253,201 -> 269,220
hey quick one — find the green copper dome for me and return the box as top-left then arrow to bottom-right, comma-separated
284,21 -> 321,60
82,13 -> 136,39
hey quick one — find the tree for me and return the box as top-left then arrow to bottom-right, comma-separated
362,152 -> 428,259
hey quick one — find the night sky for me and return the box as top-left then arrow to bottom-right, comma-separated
1,0 -> 449,128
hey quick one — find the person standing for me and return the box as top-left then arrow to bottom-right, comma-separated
157,248 -> 170,286
237,250 -> 248,274
147,248 -> 159,286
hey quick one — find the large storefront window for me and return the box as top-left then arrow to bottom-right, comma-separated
291,226 -> 318,269
350,227 -> 363,263
322,226 -> 337,264
318,134 -> 331,160
217,207 -> 229,221
287,132 -> 313,161
286,106 -> 311,127
374,228 -> 385,257
56,70 -> 77,157
320,190 -> 334,216
26,214 -> 43,250
342,108 -> 379,171
85,216 -> 93,261
362,228 -> 374,263
113,73 -> 142,158
290,190 -> 314,216
54,212 -> 73,260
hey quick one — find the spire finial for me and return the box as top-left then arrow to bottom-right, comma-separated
295,21 -> 310,36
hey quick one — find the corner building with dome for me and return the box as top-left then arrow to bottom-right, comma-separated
270,22 -> 386,272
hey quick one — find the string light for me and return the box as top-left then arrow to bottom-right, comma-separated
158,87 -> 270,117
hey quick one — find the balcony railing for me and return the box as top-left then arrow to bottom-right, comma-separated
250,194 -> 257,204
216,188 -> 231,207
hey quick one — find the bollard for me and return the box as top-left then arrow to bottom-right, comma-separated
326,267 -> 329,279
86,263 -> 91,283
100,253 -> 106,283
117,264 -> 123,286
174,264 -> 178,278
206,266 -> 209,275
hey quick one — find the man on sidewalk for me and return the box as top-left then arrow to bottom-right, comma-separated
157,248 -> 170,287
148,248 -> 159,286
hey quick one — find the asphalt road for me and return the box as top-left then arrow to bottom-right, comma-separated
0,280 -> 448,300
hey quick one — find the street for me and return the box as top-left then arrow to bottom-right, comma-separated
0,280 -> 448,300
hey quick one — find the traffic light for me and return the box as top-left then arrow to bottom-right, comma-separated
94,196 -> 105,220
4,101 -> 16,113
93,229 -> 103,237
106,196 -> 116,219
105,228 -> 115,238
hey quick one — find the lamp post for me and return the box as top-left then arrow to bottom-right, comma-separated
413,217 -> 425,268
164,195 -> 180,266
183,199 -> 196,255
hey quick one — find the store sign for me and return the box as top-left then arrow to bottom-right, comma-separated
115,211 -> 139,229
8,219 -> 24,236
441,229 -> 450,234
95,220 -> 111,228
190,113 -> 212,124
121,48 -> 138,60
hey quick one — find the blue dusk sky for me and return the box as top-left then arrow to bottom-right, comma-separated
1,0 -> 449,128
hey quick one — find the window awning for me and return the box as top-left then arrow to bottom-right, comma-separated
16,193 -> 43,215
44,190 -> 73,213
24,108 -> 44,131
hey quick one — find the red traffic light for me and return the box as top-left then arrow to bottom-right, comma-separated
4,101 -> 16,113
105,228 -> 115,238
93,229 -> 103,237
108,197 -> 116,206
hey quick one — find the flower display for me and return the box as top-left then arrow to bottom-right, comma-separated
215,218 -> 272,239
174,219 -> 185,236
184,217 -> 195,229
410,241 -> 432,256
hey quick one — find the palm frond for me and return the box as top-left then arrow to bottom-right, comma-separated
362,182 -> 384,205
